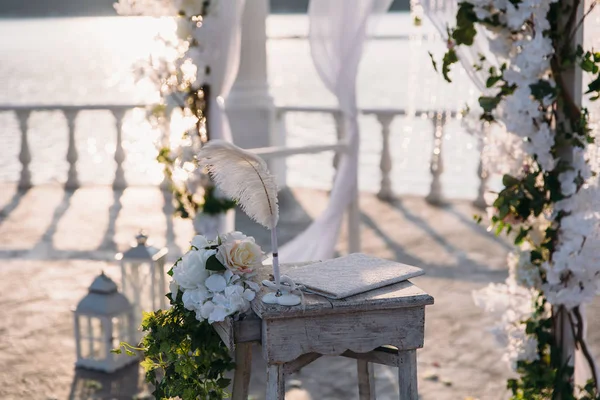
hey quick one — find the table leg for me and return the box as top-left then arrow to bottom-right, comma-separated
357,359 -> 376,400
398,349 -> 418,400
266,363 -> 285,400
232,343 -> 253,400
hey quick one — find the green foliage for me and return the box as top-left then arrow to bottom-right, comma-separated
157,151 -> 236,219
442,48 -> 458,82
117,288 -> 236,400
452,3 -> 478,46
201,185 -> 237,216
205,254 -> 227,271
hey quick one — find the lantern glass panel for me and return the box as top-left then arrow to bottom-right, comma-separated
112,314 -> 133,347
78,315 -> 106,359
122,261 -> 153,312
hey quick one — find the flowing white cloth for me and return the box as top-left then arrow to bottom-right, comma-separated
279,0 -> 392,262
200,0 -> 246,142
419,0 -> 497,93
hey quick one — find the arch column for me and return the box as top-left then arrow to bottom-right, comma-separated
226,0 -> 285,187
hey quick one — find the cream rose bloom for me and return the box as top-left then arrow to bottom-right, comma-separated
217,232 -> 263,276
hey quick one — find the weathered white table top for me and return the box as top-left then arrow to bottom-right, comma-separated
251,262 -> 434,320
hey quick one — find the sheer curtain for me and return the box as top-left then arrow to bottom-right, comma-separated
419,0 -> 497,93
279,0 -> 392,262
201,0 -> 246,142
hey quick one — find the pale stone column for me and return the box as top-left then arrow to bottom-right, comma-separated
226,0 -> 286,187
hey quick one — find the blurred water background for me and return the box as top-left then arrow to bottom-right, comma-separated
0,8 -> 598,199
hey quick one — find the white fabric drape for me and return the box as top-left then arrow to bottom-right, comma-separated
201,0 -> 246,142
419,0 -> 497,93
279,0 -> 392,262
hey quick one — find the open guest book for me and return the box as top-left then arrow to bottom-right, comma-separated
285,253 -> 424,300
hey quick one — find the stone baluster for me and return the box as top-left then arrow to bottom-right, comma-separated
376,113 -> 395,201
111,109 -> 127,190
16,110 -> 32,191
64,110 -> 80,190
473,133 -> 489,210
332,110 -> 344,171
425,111 -> 447,206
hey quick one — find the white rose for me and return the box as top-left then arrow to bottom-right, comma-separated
172,249 -> 215,289
219,231 -> 247,242
191,234 -> 210,250
169,279 -> 179,299
216,234 -> 263,276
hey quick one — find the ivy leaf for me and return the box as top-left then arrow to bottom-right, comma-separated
502,174 -> 520,188
479,96 -> 501,113
529,80 -> 556,101
586,75 -> 600,94
428,51 -> 438,72
205,254 -> 226,272
217,378 -> 231,388
452,2 -> 477,46
442,48 -> 459,82
486,75 -> 502,88
514,227 -> 530,245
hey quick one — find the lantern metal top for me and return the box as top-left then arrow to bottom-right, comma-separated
76,273 -> 132,316
115,231 -> 168,262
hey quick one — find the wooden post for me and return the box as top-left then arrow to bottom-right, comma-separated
357,359 -> 376,400
232,343 -> 253,400
266,363 -> 285,400
64,109 -> 80,190
376,113 -> 395,202
16,110 -> 32,191
553,0 -> 584,395
398,350 -> 418,400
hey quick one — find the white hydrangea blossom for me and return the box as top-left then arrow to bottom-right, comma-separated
462,0 -> 600,312
463,0 -> 600,373
171,234 -> 262,323
543,180 -> 600,308
473,281 -> 542,369
507,246 -> 543,290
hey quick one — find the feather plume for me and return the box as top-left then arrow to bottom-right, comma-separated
197,140 -> 279,229
197,140 -> 283,289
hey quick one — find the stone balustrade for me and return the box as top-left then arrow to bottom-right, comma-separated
274,105 -> 489,209
0,103 -> 489,210
0,104 -> 144,191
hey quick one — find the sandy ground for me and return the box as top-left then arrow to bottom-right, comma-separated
0,183 -> 598,400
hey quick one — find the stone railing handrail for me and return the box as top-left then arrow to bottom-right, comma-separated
274,105 -> 487,208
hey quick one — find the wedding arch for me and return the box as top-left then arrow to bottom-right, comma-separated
422,0 -> 600,396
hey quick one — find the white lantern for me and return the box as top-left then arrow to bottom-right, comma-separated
116,232 -> 168,333
74,272 -> 137,373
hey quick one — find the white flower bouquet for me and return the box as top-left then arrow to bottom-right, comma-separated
170,231 -> 263,324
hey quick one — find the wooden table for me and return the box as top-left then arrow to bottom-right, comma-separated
213,262 -> 434,400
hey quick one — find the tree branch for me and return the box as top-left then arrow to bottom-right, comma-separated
573,306 -> 599,390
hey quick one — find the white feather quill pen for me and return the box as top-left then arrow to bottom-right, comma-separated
197,140 -> 282,288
